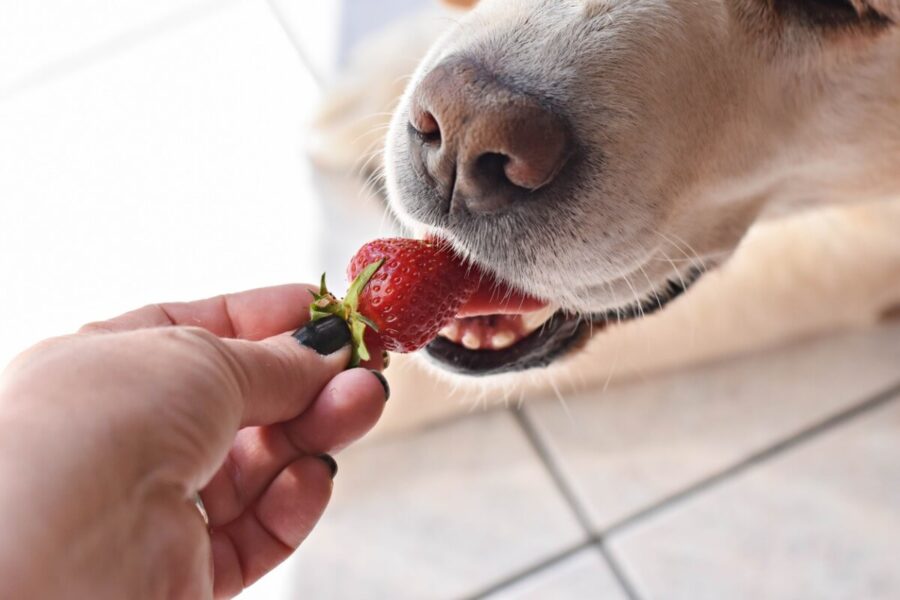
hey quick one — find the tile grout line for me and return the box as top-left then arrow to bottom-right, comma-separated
263,0 -> 325,88
511,407 -> 596,533
479,379 -> 900,598
462,540 -> 594,600
595,538 -> 642,600
603,379 -> 900,538
0,0 -> 241,103
509,407 -> 642,600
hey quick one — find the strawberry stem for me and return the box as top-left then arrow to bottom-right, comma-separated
308,259 -> 385,367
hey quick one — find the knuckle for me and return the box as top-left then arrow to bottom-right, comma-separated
152,326 -> 226,358
1,335 -> 76,380
134,329 -> 243,471
161,325 -> 217,344
77,321 -> 113,334
138,327 -> 241,394
264,337 -> 313,383
175,327 -> 250,397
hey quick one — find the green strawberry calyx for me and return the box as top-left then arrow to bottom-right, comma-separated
309,259 -> 385,367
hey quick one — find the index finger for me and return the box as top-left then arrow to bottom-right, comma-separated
80,284 -> 318,340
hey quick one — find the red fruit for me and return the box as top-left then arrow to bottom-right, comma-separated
308,238 -> 479,365
347,238 -> 478,353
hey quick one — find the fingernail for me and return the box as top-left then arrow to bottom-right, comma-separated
369,369 -> 390,402
316,454 -> 338,479
293,316 -> 351,356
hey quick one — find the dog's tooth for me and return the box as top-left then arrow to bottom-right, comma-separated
440,322 -> 460,342
520,306 -> 556,333
461,331 -> 482,350
491,331 -> 517,350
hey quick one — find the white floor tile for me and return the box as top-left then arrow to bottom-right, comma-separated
274,409 -> 585,599
525,325 -> 900,531
485,549 -> 628,600
609,394 -> 900,600
0,0 -> 229,97
0,0 -> 321,368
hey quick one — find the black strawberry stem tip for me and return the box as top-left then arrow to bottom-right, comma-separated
308,259 -> 385,368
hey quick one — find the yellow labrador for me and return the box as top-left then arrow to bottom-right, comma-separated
311,0 -> 900,434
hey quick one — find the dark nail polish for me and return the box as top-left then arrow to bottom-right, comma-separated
369,370 -> 390,401
316,454 -> 338,479
293,316 -> 351,356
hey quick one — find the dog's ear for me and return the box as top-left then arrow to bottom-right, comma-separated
862,0 -> 900,20
441,0 -> 479,9
777,0 -> 896,29
735,0 -> 897,34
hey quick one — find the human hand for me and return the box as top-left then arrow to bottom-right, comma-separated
0,285 -> 389,599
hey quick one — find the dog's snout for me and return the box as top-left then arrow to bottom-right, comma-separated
408,57 -> 571,215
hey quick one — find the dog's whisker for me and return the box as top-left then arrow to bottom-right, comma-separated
659,230 -> 706,275
363,167 -> 385,192
360,164 -> 385,192
653,231 -> 698,270
320,112 -> 396,139
601,332 -> 622,395
351,136 -> 391,172
621,270 -> 646,322
377,197 -> 398,237
637,261 -> 664,313
603,279 -> 623,328
358,169 -> 387,206
350,151 -> 386,182
546,377 -> 576,426
348,124 -> 395,160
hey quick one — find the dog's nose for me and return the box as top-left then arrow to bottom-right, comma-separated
408,57 -> 571,215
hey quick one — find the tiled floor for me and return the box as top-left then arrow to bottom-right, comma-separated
271,323 -> 899,600
285,409 -> 585,599
484,549 -> 627,600
610,394 -> 900,600
3,2 -> 900,599
526,324 -> 900,533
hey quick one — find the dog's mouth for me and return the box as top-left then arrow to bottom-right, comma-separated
425,267 -> 707,376
425,307 -> 591,376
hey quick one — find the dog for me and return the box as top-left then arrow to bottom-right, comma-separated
310,0 -> 900,435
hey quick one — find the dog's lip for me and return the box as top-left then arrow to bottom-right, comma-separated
425,310 -> 595,376
424,265 -> 709,376
457,278 -> 548,318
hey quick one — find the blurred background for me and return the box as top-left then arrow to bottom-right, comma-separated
2,1 -> 899,599
0,0 -> 397,370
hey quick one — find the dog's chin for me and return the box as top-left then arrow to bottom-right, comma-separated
423,266 -> 707,377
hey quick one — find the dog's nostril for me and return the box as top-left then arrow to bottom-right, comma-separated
408,56 -> 572,215
474,153 -> 516,189
418,111 -> 439,136
409,110 -> 441,145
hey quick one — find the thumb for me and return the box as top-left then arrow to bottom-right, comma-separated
221,316 -> 354,428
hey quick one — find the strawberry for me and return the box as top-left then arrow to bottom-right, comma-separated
309,238 -> 478,365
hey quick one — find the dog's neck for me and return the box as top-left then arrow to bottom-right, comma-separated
660,30 -> 899,256
705,30 -> 900,220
